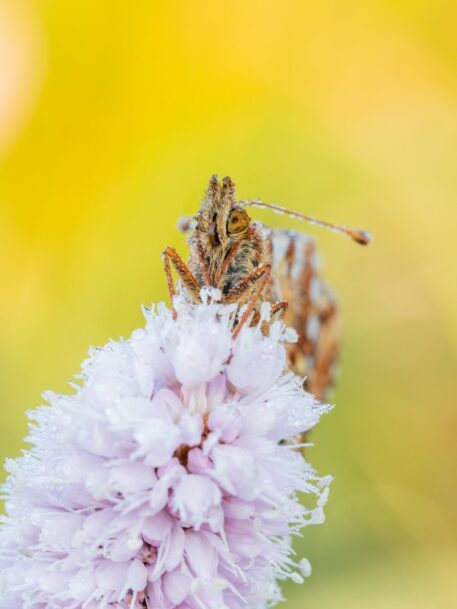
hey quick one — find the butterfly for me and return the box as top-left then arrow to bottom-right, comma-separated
163,175 -> 370,400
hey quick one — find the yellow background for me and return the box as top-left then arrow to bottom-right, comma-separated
0,1 -> 456,607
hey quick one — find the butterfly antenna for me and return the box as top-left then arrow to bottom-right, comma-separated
240,199 -> 372,246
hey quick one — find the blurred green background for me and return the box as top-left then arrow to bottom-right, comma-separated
0,1 -> 456,607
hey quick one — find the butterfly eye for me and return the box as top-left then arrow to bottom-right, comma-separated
227,209 -> 249,234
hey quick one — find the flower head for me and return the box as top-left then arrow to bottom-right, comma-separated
0,293 -> 330,609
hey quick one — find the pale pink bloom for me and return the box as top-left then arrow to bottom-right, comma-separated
0,294 -> 331,609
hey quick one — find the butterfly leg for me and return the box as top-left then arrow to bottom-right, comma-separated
162,247 -> 201,318
271,300 -> 288,320
252,300 -> 288,334
222,264 -> 272,339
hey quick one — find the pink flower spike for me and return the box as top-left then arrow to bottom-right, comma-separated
0,296 -> 331,609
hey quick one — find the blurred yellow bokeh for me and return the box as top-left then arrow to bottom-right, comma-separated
0,1 -> 456,607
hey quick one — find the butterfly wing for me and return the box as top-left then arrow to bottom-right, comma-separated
266,228 -> 340,401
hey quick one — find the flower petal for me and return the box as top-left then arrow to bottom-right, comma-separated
163,567 -> 192,605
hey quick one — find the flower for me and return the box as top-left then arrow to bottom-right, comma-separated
0,292 -> 331,609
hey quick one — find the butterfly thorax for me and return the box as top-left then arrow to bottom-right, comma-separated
187,224 -> 264,296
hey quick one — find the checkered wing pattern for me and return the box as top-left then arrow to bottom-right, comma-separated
266,229 -> 340,401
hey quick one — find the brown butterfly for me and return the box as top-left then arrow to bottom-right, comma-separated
162,175 -> 370,401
